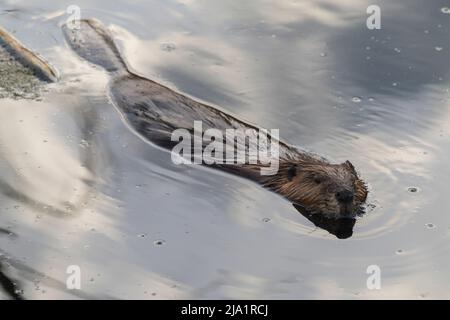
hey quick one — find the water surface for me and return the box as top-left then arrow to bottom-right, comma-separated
0,0 -> 450,299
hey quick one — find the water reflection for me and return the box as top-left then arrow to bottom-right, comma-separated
0,261 -> 23,300
0,0 -> 450,299
0,229 -> 22,299
293,204 -> 356,239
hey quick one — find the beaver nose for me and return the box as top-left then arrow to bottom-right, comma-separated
336,190 -> 354,203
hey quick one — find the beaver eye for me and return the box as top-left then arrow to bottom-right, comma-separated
313,175 -> 326,184
287,165 -> 297,181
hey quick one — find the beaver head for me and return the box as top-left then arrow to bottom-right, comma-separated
264,160 -> 367,219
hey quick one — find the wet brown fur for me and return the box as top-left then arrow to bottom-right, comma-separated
253,156 -> 368,218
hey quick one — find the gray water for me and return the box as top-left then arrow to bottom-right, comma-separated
0,0 -> 450,299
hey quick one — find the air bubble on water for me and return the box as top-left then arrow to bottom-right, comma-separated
79,139 -> 89,148
138,233 -> 147,238
352,96 -> 362,103
394,48 -> 401,53
154,239 -> 165,246
161,43 -> 176,52
426,223 -> 436,229
392,82 -> 398,87
407,187 -> 419,193
435,46 -> 443,52
365,203 -> 377,213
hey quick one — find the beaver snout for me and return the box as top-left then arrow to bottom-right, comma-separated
336,189 -> 355,217
335,189 -> 354,203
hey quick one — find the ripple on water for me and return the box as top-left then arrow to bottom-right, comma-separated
153,239 -> 166,246
160,43 -> 176,52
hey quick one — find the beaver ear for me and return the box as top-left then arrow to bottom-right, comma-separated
287,165 -> 297,181
344,160 -> 357,175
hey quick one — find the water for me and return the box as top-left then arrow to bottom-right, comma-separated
0,0 -> 450,299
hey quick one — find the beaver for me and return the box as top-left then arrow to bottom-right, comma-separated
62,19 -> 368,219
